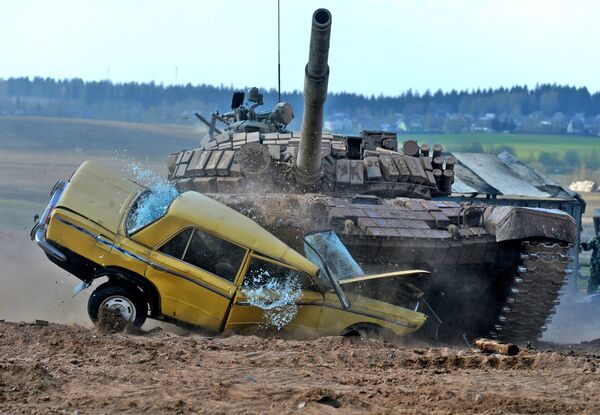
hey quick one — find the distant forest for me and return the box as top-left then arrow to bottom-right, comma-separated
2,76 -> 600,135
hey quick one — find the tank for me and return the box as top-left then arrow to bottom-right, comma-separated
167,8 -> 576,342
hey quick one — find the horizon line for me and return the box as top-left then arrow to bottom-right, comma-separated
2,75 -> 599,99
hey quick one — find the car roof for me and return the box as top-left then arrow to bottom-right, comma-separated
166,192 -> 319,277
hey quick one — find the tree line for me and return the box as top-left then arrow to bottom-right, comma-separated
1,76 -> 600,130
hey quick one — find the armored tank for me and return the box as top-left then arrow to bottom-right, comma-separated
167,8 -> 576,341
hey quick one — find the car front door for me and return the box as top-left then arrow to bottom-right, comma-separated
145,227 -> 248,331
225,254 -> 324,335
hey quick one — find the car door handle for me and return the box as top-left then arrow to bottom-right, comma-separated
95,235 -> 113,252
150,262 -> 168,273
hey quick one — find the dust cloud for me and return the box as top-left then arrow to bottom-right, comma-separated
0,230 -> 91,325
543,291 -> 600,344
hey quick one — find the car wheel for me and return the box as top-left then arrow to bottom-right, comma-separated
343,324 -> 393,341
88,282 -> 147,329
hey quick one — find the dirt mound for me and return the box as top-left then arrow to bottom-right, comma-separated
97,307 -> 131,333
2,321 -> 600,414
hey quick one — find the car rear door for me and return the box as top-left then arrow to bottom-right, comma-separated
145,227 -> 248,331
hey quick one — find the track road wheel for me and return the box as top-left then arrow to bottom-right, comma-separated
88,283 -> 147,330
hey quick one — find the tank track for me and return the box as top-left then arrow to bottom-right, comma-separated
492,241 -> 573,342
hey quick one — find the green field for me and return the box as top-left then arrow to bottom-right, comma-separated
411,133 -> 600,162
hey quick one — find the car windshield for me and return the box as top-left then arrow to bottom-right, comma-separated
303,230 -> 365,284
126,184 -> 179,234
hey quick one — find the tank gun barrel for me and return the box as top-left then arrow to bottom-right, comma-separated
194,112 -> 222,135
295,8 -> 332,185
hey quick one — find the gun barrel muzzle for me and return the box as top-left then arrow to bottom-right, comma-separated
295,8 -> 332,185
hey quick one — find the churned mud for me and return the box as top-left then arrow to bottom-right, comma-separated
1,321 -> 600,414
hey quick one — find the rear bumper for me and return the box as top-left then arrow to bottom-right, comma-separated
32,223 -> 67,262
31,180 -> 68,262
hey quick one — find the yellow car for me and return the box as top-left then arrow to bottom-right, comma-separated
32,161 -> 428,337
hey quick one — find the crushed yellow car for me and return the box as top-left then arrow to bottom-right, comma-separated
32,161 -> 428,337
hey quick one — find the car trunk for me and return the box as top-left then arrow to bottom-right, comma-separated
57,161 -> 142,234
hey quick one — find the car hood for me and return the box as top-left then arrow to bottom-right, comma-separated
57,161 -> 142,234
343,293 -> 427,329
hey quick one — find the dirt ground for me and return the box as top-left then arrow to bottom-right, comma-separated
2,322 -> 600,415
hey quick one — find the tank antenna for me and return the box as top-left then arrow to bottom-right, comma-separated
277,0 -> 281,103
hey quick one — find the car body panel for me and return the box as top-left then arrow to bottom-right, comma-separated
224,253 -> 324,333
47,211 -> 150,278
317,293 -> 426,336
225,290 -> 324,334
56,161 -> 141,234
144,247 -> 243,330
47,210 -> 118,268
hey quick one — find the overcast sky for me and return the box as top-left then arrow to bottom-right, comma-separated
1,0 -> 598,96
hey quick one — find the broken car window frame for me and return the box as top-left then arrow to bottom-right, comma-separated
303,234 -> 351,310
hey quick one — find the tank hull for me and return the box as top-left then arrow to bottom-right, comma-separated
205,192 -> 573,341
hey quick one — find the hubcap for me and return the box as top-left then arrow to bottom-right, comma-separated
100,295 -> 136,322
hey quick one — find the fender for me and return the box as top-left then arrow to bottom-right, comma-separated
484,206 -> 577,243
98,267 -> 162,317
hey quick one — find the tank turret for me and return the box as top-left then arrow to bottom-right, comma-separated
295,8 -> 332,185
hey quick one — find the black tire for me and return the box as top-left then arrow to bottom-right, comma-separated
343,324 -> 393,341
88,282 -> 147,329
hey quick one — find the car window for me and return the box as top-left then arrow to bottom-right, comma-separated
159,228 -> 193,258
126,186 -> 179,234
157,228 -> 246,283
245,257 -> 317,291
183,229 -> 246,282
